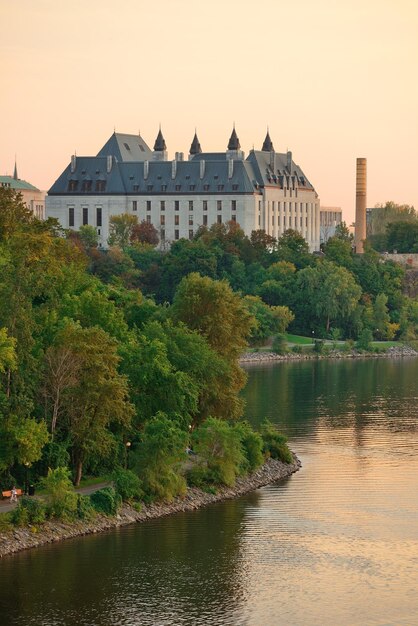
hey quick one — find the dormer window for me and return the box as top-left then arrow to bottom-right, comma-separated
147,185 -> 153,192
133,184 -> 139,192
161,185 -> 167,192
203,184 -> 210,191
217,184 -> 224,191
175,184 -> 181,191
123,143 -> 131,151
68,180 -> 78,192
95,180 -> 106,192
82,180 -> 92,192
232,184 -> 238,191
189,185 -> 195,191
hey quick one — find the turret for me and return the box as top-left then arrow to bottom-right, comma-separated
189,131 -> 202,160
153,127 -> 168,161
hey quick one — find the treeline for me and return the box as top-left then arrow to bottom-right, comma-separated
0,189 -> 290,503
87,213 -> 417,343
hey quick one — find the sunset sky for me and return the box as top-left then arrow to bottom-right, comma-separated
1,0 -> 417,223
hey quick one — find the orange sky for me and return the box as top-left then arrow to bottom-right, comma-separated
1,0 -> 417,224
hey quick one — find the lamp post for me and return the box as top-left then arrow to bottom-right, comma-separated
24,462 -> 30,495
125,441 -> 131,469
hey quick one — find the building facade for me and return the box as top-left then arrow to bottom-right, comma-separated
46,129 -> 321,251
320,206 -> 342,243
1,163 -> 45,219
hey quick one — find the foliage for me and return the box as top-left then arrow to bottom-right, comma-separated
233,421 -> 264,472
136,414 -> 188,501
40,467 -> 78,519
112,468 -> 143,501
76,494 -> 95,520
10,496 -> 46,526
130,221 -> 159,246
261,421 -> 293,463
192,418 -> 246,486
272,333 -> 288,355
90,487 -> 121,515
108,213 -> 139,248
356,328 -> 373,351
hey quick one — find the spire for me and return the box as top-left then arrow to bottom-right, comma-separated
227,125 -> 241,151
189,131 -> 202,155
262,129 -> 274,152
13,158 -> 18,180
154,127 -> 167,152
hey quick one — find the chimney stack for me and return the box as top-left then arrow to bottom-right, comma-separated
355,158 -> 367,253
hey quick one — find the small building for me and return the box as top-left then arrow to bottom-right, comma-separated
320,206 -> 342,243
0,163 -> 45,219
46,128 -> 321,251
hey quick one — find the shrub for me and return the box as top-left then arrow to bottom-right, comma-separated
90,487 -> 121,516
10,505 -> 29,527
313,339 -> 325,355
136,414 -> 188,501
261,421 -> 293,464
272,333 -> 288,355
0,513 -> 12,532
233,421 -> 264,472
192,418 -> 245,486
292,345 -> 303,354
13,497 -> 47,525
77,495 -> 95,520
186,464 -> 218,488
40,467 -> 78,520
356,328 -> 373,351
112,468 -> 143,502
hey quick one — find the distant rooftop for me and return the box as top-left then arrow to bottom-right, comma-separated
0,175 -> 40,192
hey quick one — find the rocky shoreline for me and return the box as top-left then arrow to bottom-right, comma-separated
0,456 -> 301,558
240,345 -> 418,363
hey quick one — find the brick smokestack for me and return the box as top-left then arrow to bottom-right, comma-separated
355,158 -> 367,253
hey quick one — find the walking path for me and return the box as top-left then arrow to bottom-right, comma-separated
0,482 -> 111,514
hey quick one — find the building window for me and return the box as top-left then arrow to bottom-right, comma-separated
175,185 -> 181,191
147,185 -> 153,192
203,184 -> 210,191
189,200 -> 193,211
133,184 -> 139,192
160,229 -> 165,240
68,181 -> 78,192
189,185 -> 195,191
258,215 -> 261,226
189,229 -> 194,240
146,215 -> 151,223
231,200 -> 236,211
132,200 -> 137,211
95,180 -> 106,192
217,215 -> 222,224
82,207 -> 88,225
217,200 -> 222,211
175,229 -> 179,240
284,216 -> 287,227
284,202 -> 287,212
189,214 -> 193,226
146,201 -> 151,211
161,185 -> 167,192
258,200 -> 261,211
82,180 -> 92,192
160,215 -> 165,225
96,207 -> 102,227
300,216 -> 303,227
272,215 -> 274,225
203,215 -> 208,226
69,207 -> 74,227
175,200 -> 179,211
175,215 -> 179,226
160,201 -> 165,211
203,200 -> 208,211
218,184 -> 224,191
232,184 -> 238,191
231,215 -> 236,223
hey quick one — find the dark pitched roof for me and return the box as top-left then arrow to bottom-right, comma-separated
97,132 -> 152,161
246,150 -> 314,190
227,127 -> 241,150
262,131 -> 274,152
154,129 -> 167,152
0,175 -> 40,191
189,132 -> 202,155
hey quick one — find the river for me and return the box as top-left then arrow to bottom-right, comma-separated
1,358 -> 418,626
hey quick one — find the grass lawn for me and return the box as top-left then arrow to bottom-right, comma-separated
285,333 -> 315,345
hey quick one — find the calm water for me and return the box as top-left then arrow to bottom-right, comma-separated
1,358 -> 418,626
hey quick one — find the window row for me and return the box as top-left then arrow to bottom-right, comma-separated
133,199 -> 238,212
68,207 -> 102,227
68,181 -> 106,192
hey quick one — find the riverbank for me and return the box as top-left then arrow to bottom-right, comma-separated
0,455 -> 300,558
240,344 -> 418,363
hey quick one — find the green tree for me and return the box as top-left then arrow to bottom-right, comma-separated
108,214 -> 139,248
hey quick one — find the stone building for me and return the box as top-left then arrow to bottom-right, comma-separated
320,206 -> 342,243
46,128 -> 321,250
1,162 -> 45,219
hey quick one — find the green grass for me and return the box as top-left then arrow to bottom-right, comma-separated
76,475 -> 110,490
285,333 -> 315,345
